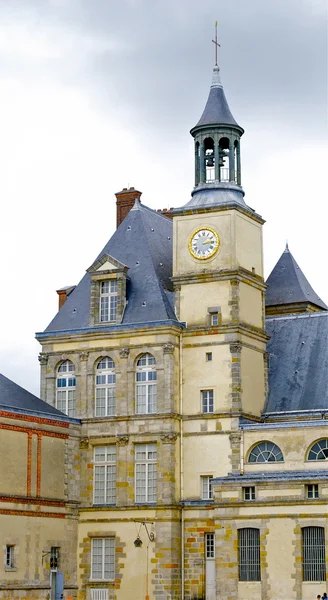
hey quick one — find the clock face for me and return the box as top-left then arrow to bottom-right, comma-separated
189,227 -> 220,260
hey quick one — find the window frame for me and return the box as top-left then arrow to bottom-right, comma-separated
307,439 -> 328,461
99,279 -> 118,323
211,313 -> 219,326
5,545 -> 15,569
306,483 -> 319,500
201,475 -> 213,501
201,389 -> 214,414
136,353 -> 157,415
93,446 -> 117,505
238,527 -> 261,582
91,538 -> 115,581
302,526 -> 326,582
95,357 -> 116,417
243,486 -> 256,501
56,360 -> 76,417
135,443 -> 157,504
205,533 -> 215,559
248,441 -> 284,463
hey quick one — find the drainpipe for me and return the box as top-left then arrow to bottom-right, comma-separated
240,426 -> 244,475
180,332 -> 185,600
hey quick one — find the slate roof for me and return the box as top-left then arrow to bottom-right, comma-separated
266,246 -> 328,311
212,470 -> 328,484
191,66 -> 242,133
0,373 -> 68,419
44,201 -> 178,334
265,312 -> 328,413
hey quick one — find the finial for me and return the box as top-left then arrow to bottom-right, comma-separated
212,21 -> 220,67
284,241 -> 289,253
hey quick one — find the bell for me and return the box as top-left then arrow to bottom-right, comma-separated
206,157 -> 214,167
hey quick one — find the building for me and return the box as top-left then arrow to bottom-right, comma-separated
25,49 -> 328,600
0,373 -> 80,599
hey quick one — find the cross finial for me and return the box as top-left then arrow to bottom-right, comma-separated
212,21 -> 220,66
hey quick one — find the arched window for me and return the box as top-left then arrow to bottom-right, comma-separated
56,360 -> 76,417
248,441 -> 283,463
95,357 -> 116,417
136,353 -> 157,414
302,526 -> 326,581
219,137 -> 230,182
204,137 -> 215,182
308,439 -> 328,461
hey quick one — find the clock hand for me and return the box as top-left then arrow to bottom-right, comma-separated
202,239 -> 213,245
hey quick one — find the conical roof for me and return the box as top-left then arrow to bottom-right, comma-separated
191,66 -> 243,134
266,245 -> 328,312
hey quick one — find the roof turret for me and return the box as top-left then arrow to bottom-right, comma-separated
190,65 -> 243,135
266,246 -> 328,315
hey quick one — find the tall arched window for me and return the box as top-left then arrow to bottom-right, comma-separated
95,357 -> 116,417
56,360 -> 76,417
248,441 -> 284,463
136,353 -> 157,414
308,439 -> 328,461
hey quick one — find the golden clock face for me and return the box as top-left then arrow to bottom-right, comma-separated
188,227 -> 220,260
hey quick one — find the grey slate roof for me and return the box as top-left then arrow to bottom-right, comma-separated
265,312 -> 328,413
212,470 -> 328,484
44,201 -> 178,333
191,66 -> 242,132
0,373 -> 67,419
266,246 -> 328,311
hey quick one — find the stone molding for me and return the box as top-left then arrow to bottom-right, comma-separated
163,344 -> 175,355
79,351 -> 89,362
119,348 -> 130,358
116,435 -> 129,446
38,353 -> 48,365
79,437 -> 90,449
230,342 -> 242,354
160,432 -> 178,444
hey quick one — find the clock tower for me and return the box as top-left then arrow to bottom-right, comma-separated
172,54 -> 268,420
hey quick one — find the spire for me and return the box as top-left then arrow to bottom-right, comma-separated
266,246 -> 328,315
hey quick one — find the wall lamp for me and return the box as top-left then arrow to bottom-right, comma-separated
134,520 -> 155,548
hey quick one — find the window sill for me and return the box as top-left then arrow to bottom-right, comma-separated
5,567 -> 17,572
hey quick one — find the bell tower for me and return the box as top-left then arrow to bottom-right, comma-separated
172,30 -> 268,419
191,64 -> 243,188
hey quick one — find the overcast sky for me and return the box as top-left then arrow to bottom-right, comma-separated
0,0 -> 327,396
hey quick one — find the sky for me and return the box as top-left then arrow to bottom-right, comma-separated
0,0 -> 327,396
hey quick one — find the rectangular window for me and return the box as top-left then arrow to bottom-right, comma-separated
306,484 -> 319,499
238,528 -> 261,581
206,352 -> 212,362
201,390 -> 214,413
205,533 -> 215,559
5,546 -> 14,569
100,280 -> 118,323
211,313 -> 219,326
201,476 -> 213,500
302,526 -> 326,581
135,443 -> 157,503
91,538 -> 115,580
94,446 -> 116,505
243,486 -> 256,501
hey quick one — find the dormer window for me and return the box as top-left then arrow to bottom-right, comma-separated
100,280 -> 118,322
87,253 -> 128,327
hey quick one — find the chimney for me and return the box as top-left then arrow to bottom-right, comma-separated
56,285 -> 76,310
115,187 -> 142,228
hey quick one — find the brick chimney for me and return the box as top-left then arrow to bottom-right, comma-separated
115,187 -> 142,228
56,285 -> 76,310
